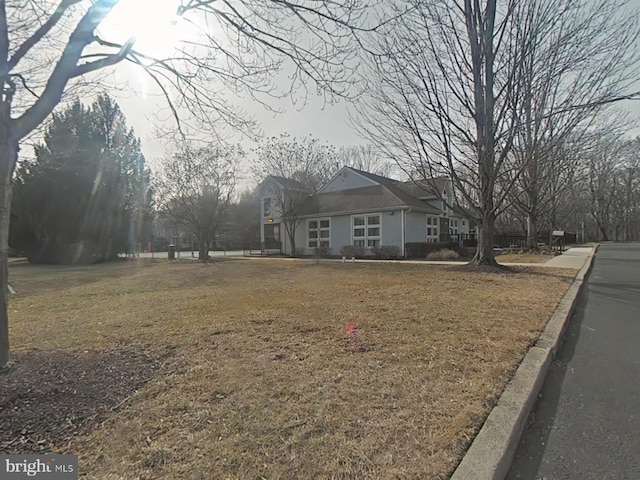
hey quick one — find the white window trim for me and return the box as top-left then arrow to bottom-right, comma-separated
426,214 -> 440,242
307,218 -> 331,249
351,213 -> 382,248
262,196 -> 273,218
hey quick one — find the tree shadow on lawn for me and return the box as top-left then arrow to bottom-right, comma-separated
0,346 -> 167,454
446,263 -> 519,274
447,263 -> 576,281
8,258 -> 143,295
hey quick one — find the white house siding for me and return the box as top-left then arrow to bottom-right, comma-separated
457,217 -> 471,235
295,212 -> 404,256
319,169 -> 378,193
381,210 -> 403,249
405,211 -> 428,243
329,215 -> 352,252
295,215 -> 350,256
449,216 -> 473,236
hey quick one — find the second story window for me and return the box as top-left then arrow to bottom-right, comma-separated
263,197 -> 272,217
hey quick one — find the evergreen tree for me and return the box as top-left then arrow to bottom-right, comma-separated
11,95 -> 152,263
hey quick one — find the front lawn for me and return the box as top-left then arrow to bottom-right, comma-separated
4,259 -> 576,479
497,253 -> 555,264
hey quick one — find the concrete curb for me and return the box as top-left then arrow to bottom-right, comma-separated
450,245 -> 598,480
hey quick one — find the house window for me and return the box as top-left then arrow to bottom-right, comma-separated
352,214 -> 381,247
426,216 -> 439,242
263,197 -> 272,217
308,218 -> 330,248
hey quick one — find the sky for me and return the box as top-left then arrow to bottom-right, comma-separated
106,0 -> 640,183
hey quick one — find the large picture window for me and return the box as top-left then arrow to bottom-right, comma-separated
352,214 -> 381,247
308,218 -> 330,248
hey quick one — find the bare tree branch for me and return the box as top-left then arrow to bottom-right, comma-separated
6,0 -> 83,74
12,0 -> 120,139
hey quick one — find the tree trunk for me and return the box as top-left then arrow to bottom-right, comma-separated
288,231 -> 296,257
198,234 -> 208,262
593,213 -> 609,241
526,213 -> 539,250
0,131 -> 17,373
472,217 -> 497,265
282,220 -> 297,257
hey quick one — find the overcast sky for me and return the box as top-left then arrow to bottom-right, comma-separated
109,0 -> 640,180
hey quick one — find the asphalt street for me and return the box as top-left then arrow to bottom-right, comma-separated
507,243 -> 640,480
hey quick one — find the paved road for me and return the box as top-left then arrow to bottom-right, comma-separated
507,243 -> 640,480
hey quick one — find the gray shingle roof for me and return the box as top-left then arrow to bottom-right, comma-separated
297,184 -> 442,216
392,178 -> 449,199
263,168 -> 448,217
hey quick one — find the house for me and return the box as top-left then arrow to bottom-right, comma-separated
258,167 -> 474,256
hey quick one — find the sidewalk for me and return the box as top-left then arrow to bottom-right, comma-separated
543,246 -> 594,269
224,245 -> 595,268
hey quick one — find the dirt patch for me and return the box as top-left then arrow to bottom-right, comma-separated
0,347 -> 165,454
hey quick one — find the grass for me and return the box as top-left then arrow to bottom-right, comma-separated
496,253 -> 554,264
8,258 -> 577,479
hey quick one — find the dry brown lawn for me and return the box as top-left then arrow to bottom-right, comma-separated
496,253 -> 554,264
7,259 -> 577,479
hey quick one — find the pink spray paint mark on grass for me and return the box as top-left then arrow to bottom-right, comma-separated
346,325 -> 357,335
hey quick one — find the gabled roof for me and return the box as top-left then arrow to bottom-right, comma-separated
259,175 -> 308,192
260,167 -> 450,217
344,169 -> 433,201
297,183 -> 442,216
343,168 -> 449,200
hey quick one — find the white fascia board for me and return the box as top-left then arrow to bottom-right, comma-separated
300,205 -> 442,219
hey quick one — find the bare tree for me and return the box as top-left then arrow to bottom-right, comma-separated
618,137 -> 640,241
336,144 -> 395,177
503,0 -> 639,249
586,133 -> 640,241
156,143 -> 239,261
253,134 -> 339,191
356,0 -> 530,265
266,177 -> 311,256
586,131 -> 626,241
254,134 -> 339,255
0,0 -> 371,371
355,0 -> 640,264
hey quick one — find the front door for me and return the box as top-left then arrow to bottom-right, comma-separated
263,223 -> 281,251
439,217 -> 450,242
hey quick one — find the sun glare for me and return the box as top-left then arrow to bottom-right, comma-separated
98,0 -> 185,59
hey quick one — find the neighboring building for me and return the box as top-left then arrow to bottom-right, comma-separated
257,167 -> 474,256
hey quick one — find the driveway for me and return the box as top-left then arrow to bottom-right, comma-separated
507,242 -> 640,480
